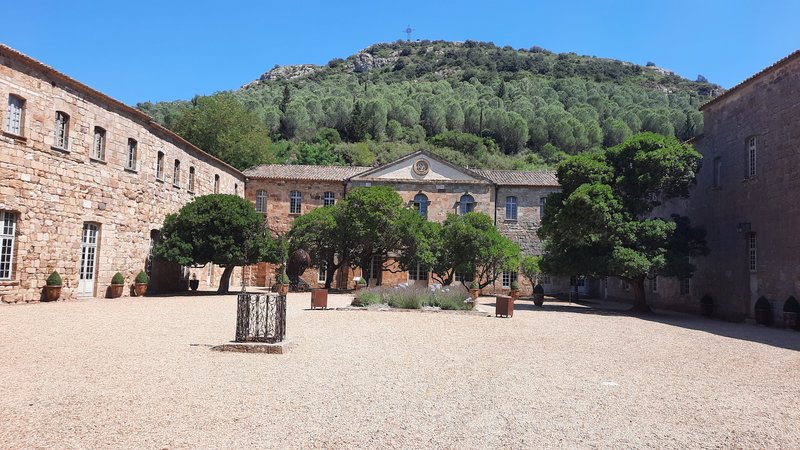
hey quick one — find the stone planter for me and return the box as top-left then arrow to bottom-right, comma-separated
43,285 -> 62,302
189,279 -> 200,291
109,284 -> 124,298
277,284 -> 289,296
133,283 -> 148,297
311,288 -> 328,309
496,295 -> 514,318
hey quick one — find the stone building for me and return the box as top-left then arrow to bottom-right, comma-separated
0,45 -> 245,303
244,151 -> 560,294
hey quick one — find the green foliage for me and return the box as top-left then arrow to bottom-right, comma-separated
46,270 -> 62,286
356,291 -> 381,306
533,284 -> 544,294
469,280 -> 480,290
355,286 -> 471,310
277,272 -> 290,285
357,277 -> 368,286
166,93 -> 274,170
111,272 -> 125,285
520,255 -> 541,286
538,133 -> 709,311
134,270 -> 149,284
510,280 -> 519,290
155,194 -> 280,292
139,40 -> 719,171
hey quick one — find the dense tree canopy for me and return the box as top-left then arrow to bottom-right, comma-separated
154,194 -> 280,293
537,133 -> 709,311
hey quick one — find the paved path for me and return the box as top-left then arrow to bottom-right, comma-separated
1,291 -> 799,448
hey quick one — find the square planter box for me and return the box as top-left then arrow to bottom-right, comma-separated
311,288 -> 328,309
496,295 -> 514,318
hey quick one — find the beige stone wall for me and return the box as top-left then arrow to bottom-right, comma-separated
0,53 -> 245,303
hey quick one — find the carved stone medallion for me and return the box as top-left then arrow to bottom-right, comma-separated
413,159 -> 430,176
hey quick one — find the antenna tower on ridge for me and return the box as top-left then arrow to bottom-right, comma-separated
404,25 -> 414,42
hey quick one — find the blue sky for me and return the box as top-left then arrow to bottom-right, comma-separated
3,0 -> 798,106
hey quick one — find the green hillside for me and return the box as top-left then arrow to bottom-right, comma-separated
138,40 -> 721,171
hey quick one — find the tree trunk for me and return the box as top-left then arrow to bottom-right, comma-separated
217,265 -> 235,294
324,257 -> 340,290
631,275 -> 651,313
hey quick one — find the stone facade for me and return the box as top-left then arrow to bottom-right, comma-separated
243,151 -> 561,295
0,45 -> 245,303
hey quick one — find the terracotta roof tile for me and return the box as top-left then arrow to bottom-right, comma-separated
472,169 -> 559,186
243,164 -> 371,181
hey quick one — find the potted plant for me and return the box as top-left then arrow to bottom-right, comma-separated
533,283 -> 545,306
44,270 -> 62,302
356,277 -> 367,290
277,272 -> 290,296
189,272 -> 199,291
133,271 -> 149,296
700,294 -> 714,317
469,280 -> 480,301
509,280 -> 520,300
110,272 -> 125,298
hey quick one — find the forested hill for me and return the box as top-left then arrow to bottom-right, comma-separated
138,40 -> 722,171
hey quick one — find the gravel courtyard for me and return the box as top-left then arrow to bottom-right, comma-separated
1,292 -> 799,449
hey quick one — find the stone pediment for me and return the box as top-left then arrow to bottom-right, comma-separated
350,151 -> 489,184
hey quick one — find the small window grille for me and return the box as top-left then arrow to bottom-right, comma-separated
323,191 -> 335,207
749,233 -> 757,272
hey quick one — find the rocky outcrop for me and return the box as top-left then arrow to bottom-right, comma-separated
352,52 -> 398,73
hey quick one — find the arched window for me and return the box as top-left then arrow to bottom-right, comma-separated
505,196 -> 517,220
459,194 -> 474,215
156,152 -> 165,180
173,159 -> 181,187
255,189 -> 267,213
188,167 -> 195,193
213,174 -> 220,194
54,111 -> 69,149
126,139 -> 138,171
413,193 -> 429,218
92,126 -> 106,161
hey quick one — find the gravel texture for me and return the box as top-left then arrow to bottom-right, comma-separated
1,292 -> 799,449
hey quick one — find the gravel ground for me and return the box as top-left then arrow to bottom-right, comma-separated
1,291 -> 799,449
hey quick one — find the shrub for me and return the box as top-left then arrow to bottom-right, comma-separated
278,272 -> 290,284
354,285 -> 472,310
46,271 -> 62,286
511,280 -> 519,290
111,272 -> 125,285
357,291 -> 382,306
135,271 -> 149,284
469,280 -> 480,290
357,277 -> 367,286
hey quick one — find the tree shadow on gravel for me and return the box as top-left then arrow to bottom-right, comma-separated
499,297 -> 800,352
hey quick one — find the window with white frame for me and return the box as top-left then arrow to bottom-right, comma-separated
318,261 -> 327,283
408,262 -> 428,281
459,194 -> 474,215
502,271 -> 514,288
712,156 -> 721,188
54,111 -> 69,149
156,152 -> 165,180
255,190 -> 267,213
413,193 -> 428,218
323,191 -> 335,207
505,196 -> 518,221
173,160 -> 182,187
539,197 -> 547,219
290,191 -> 302,214
747,137 -> 757,179
0,211 -> 17,280
188,167 -> 195,193
126,138 -> 137,171
5,94 -> 24,136
92,127 -> 106,161
749,233 -> 757,272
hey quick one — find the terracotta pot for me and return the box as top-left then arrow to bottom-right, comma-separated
278,284 -> 289,296
133,283 -> 148,297
110,284 -> 124,298
189,279 -> 199,291
44,285 -> 62,302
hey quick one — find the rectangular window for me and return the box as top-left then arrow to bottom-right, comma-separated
126,139 -> 138,171
570,276 -> 585,287
680,277 -> 691,296
0,211 -> 17,280
749,233 -> 757,272
92,127 -> 106,161
323,191 -> 335,207
255,189 -> 267,213
455,271 -> 474,283
54,111 -> 70,149
318,261 -> 327,283
156,152 -> 165,180
290,190 -> 302,214
173,160 -> 181,187
539,197 -> 547,219
505,196 -> 518,221
747,137 -> 757,179
188,167 -> 195,193
649,273 -> 658,293
5,95 -> 24,136
502,271 -> 513,288
712,156 -> 721,188
408,262 -> 428,281
213,174 -> 220,194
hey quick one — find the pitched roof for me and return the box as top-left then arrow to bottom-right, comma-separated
351,150 -> 490,183
473,169 -> 559,186
243,164 -> 371,181
0,45 -> 244,178
700,50 -> 800,111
